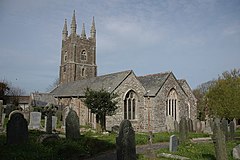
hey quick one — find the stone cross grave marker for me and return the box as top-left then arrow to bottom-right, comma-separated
29,112 -> 42,129
116,119 -> 136,160
169,135 -> 178,152
212,118 -> 227,160
66,109 -> 80,139
7,112 -> 28,145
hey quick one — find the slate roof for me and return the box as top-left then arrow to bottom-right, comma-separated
51,70 -> 132,97
137,72 -> 171,97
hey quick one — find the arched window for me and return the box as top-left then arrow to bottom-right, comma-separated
166,89 -> 178,120
124,90 -> 137,120
81,50 -> 87,61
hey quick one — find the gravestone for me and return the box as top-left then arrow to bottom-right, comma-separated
229,121 -> 235,141
29,112 -> 42,129
233,144 -> 240,160
174,120 -> 179,132
201,121 -> 205,133
187,119 -> 193,132
233,118 -> 237,132
62,106 -> 70,129
166,116 -> 175,132
195,119 -> 202,133
116,119 -> 136,160
1,113 -> 6,128
204,118 -> 213,134
45,116 -> 58,132
192,119 -> 197,132
221,118 -> 228,141
7,112 -> 28,145
65,109 -> 80,139
46,110 -> 53,134
169,135 -> 178,152
0,100 -> 3,128
179,117 -> 188,144
212,118 -> 227,160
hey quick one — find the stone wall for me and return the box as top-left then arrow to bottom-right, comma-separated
106,72 -> 146,132
152,73 -> 189,132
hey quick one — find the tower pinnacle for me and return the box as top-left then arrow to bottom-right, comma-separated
81,23 -> 86,39
90,16 -> 96,39
71,10 -> 77,34
62,19 -> 68,41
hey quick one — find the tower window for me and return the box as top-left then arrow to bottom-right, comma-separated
124,90 -> 137,120
81,50 -> 87,61
64,51 -> 67,62
81,67 -> 85,77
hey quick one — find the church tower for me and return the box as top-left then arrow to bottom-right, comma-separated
59,11 -> 97,84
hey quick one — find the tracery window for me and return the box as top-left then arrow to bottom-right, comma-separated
81,50 -> 87,61
124,90 -> 137,120
166,89 -> 178,120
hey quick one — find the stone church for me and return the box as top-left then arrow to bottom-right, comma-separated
32,11 -> 197,133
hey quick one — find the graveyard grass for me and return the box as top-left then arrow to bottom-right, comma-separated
154,129 -> 240,160
0,127 -> 239,159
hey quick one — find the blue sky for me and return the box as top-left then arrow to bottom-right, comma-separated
0,0 -> 239,94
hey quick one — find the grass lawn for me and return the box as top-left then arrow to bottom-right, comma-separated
0,125 -> 239,160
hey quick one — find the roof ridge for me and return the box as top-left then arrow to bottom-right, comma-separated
137,71 -> 171,78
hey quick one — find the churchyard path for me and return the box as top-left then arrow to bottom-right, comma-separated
85,142 -> 169,160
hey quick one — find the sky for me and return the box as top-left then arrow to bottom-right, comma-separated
0,0 -> 239,94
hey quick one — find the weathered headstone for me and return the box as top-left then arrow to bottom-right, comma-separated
174,120 -> 179,132
204,118 -> 213,134
192,119 -> 197,132
65,109 -> 80,139
229,121 -> 235,141
201,121 -> 205,133
179,117 -> 188,144
116,119 -> 136,160
212,118 -> 227,160
46,110 -> 53,134
29,112 -> 42,129
7,112 -> 28,145
187,119 -> 193,132
233,118 -> 237,132
166,116 -> 175,132
195,119 -> 202,133
221,118 -> 228,141
233,144 -> 240,160
169,135 -> 178,152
